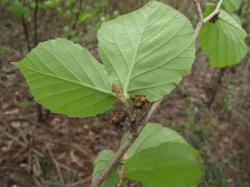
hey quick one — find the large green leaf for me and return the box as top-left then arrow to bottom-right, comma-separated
126,122 -> 186,158
92,149 -> 120,187
124,142 -> 203,187
98,1 -> 195,101
223,0 -> 241,13
18,38 -> 115,117
199,9 -> 248,67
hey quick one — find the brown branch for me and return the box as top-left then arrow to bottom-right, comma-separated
33,0 -> 39,46
67,0 -> 85,40
206,68 -> 226,108
194,0 -> 223,39
71,0 -> 84,31
91,133 -> 134,187
46,144 -> 65,184
21,15 -> 31,51
92,1 -> 224,186
91,99 -> 162,187
203,0 -> 223,23
193,0 -> 203,20
193,0 -> 225,108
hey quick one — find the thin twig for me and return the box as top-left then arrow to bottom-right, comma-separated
33,0 -> 47,123
91,99 -> 162,187
32,155 -> 43,186
206,68 -> 226,108
3,131 -> 27,148
68,0 -> 85,40
194,0 -> 223,39
193,0 -> 225,108
2,130 -> 75,173
193,0 -> 203,20
68,176 -> 91,186
36,104 -> 43,122
46,144 -> 65,184
21,15 -> 31,51
203,0 -> 223,23
3,131 -> 43,157
92,1 -> 224,186
71,0 -> 84,31
32,175 -> 42,187
33,0 -> 39,47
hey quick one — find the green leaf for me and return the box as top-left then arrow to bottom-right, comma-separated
199,9 -> 248,67
126,122 -> 186,158
124,123 -> 203,186
223,0 -> 241,13
231,14 -> 242,25
98,1 -> 195,101
18,38 -> 115,117
92,149 -> 120,187
124,142 -> 203,187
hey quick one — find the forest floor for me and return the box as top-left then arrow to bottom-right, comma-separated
1,4 -> 250,187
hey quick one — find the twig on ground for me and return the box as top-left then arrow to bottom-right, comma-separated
17,128 -> 29,144
46,144 -> 65,184
68,176 -> 92,187
3,131 -> 28,148
32,175 -> 43,187
2,129 -> 75,173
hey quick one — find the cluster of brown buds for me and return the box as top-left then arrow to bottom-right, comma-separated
209,13 -> 219,23
109,111 -> 127,129
131,95 -> 149,109
109,94 -> 150,131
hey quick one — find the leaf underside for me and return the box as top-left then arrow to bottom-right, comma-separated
18,38 -> 115,117
98,1 -> 195,101
199,9 -> 248,67
223,0 -> 241,13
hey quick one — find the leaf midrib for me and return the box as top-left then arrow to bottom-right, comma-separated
122,6 -> 157,98
122,4 -> 183,98
20,66 -> 115,97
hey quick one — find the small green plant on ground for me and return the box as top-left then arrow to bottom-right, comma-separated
16,0 -> 248,186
